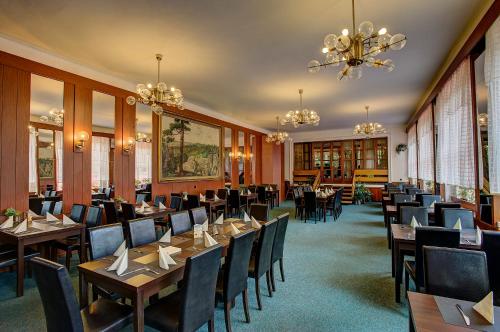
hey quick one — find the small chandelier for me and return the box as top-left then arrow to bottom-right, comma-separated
266,116 -> 289,145
126,54 -> 184,115
135,132 -> 151,143
308,0 -> 406,80
478,113 -> 488,128
40,108 -> 64,126
353,106 -> 386,136
281,89 -> 320,128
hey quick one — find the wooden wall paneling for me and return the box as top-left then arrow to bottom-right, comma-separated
15,70 -> 30,212
244,132 -> 251,185
231,129 -> 239,187
261,137 -> 273,184
255,134 -> 262,184
63,83 -> 75,213
114,97 -> 124,200
73,86 -> 92,206
0,65 -> 3,209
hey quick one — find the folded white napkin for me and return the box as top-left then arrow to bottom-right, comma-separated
204,231 -> 218,247
473,291 -> 494,324
453,218 -> 462,230
106,250 -> 128,276
136,206 -> 145,214
429,200 -> 436,208
251,216 -> 262,229
212,225 -> 219,235
214,194 -> 220,200
214,214 -> 224,225
243,212 -> 251,222
113,240 -> 127,257
13,219 -> 28,234
230,223 -> 240,236
46,212 -> 59,222
158,245 -> 177,270
159,229 -> 171,243
62,215 -> 76,225
200,194 -> 206,202
202,220 -> 209,232
247,190 -> 252,195
476,227 -> 482,245
38,194 -> 44,198
240,190 -> 244,196
158,202 -> 167,210
141,201 -> 150,208
1,216 -> 13,229
28,210 -> 39,217
161,246 -> 181,255
410,216 -> 419,229
193,224 -> 203,238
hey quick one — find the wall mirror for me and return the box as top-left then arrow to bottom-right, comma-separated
224,127 -> 232,187
250,134 -> 256,184
238,131 -> 245,185
135,104 -> 153,198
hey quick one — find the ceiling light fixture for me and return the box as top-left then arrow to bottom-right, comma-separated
308,0 -> 407,80
353,106 -> 386,137
281,89 -> 320,128
39,108 -> 64,126
126,54 -> 184,115
266,116 -> 289,145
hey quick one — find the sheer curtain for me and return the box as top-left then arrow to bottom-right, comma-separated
486,16 -> 500,193
92,136 -> 110,188
55,130 -> 63,191
435,59 -> 475,189
29,131 -> 38,193
417,105 -> 434,181
135,141 -> 152,183
407,124 -> 417,180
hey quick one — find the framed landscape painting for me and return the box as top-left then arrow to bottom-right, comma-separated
159,113 -> 222,181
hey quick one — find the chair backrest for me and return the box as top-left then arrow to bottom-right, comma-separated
415,227 -> 460,287
128,218 -> 156,248
205,190 -> 215,200
40,201 -> 55,216
29,197 -> 44,215
169,195 -> 183,211
103,201 -> 118,224
88,223 -> 125,260
480,195 -> 493,205
229,189 -> 241,208
50,191 -> 57,197
44,190 -> 51,198
393,194 -> 413,205
248,185 -> 256,193
85,206 -> 103,229
434,203 -> 461,227
179,245 -> 223,332
31,257 -> 83,332
406,188 -> 423,196
224,230 -> 256,301
256,186 -> 266,203
480,204 -> 493,223
170,211 -> 192,235
424,246 -> 490,302
186,194 -> 200,209
121,203 -> 137,221
303,192 -> 317,212
389,191 -> 404,204
396,202 -> 420,223
104,187 -> 112,199
69,204 -> 87,223
52,201 -> 63,215
136,193 -> 147,204
154,195 -> 166,207
217,188 -> 228,200
400,206 -> 429,226
421,195 -> 441,208
254,219 -> 278,277
272,213 -> 289,262
415,193 -> 431,205
190,207 -> 208,225
482,231 -> 500,296
249,203 -> 269,221
443,208 -> 474,229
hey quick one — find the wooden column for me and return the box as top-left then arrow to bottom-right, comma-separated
492,195 -> 500,227
244,132 -> 251,185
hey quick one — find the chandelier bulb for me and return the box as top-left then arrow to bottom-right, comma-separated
342,29 -> 349,36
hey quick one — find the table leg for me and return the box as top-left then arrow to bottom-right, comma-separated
323,204 -> 326,223
394,240 -> 401,303
133,292 -> 145,332
79,271 -> 88,309
79,228 -> 86,263
391,237 -> 395,277
16,240 -> 25,297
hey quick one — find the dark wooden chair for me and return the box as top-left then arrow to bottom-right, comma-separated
170,211 -> 192,235
270,213 -> 289,291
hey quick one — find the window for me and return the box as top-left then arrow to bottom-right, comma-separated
407,124 -> 417,183
28,131 -> 38,193
135,141 -> 152,184
91,136 -> 110,188
417,105 -> 434,186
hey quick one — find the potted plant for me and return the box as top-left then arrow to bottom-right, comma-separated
4,207 -> 20,221
353,184 -> 372,204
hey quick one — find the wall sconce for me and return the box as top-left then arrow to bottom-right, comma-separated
123,137 -> 135,154
74,131 -> 89,152
248,153 -> 254,160
229,151 -> 243,160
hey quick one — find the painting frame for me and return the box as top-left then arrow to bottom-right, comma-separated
158,112 -> 223,182
38,158 -> 55,179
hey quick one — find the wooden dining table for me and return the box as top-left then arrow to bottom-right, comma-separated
266,189 -> 280,208
241,192 -> 258,211
200,199 -> 227,222
134,205 -> 175,219
315,192 -> 336,223
391,224 -> 479,303
0,215 -> 86,297
78,218 -> 262,332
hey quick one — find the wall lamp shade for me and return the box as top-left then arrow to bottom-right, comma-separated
123,136 -> 135,154
74,131 -> 89,152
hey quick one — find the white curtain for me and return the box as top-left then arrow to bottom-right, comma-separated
135,141 -> 152,183
435,59 -> 475,188
486,16 -> 500,193
417,105 -> 434,181
29,131 -> 38,193
407,124 -> 417,180
55,130 -> 63,191
91,136 -> 110,188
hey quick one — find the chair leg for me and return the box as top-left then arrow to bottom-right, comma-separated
65,249 -> 72,270
255,277 -> 262,310
224,301 -> 232,332
266,271 -> 273,297
270,263 -> 276,292
404,269 -> 409,298
242,288 -> 250,323
208,315 -> 215,332
279,258 -> 285,282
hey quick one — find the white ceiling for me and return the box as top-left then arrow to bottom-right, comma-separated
2,0 -> 486,131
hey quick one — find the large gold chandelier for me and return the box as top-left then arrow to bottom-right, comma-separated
266,117 -> 289,145
353,106 -> 386,136
308,0 -> 407,80
126,54 -> 184,115
281,89 -> 320,128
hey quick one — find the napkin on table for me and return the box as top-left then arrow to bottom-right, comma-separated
13,219 -> 28,234
214,214 -> 224,225
251,216 -> 262,229
106,250 -> 128,276
247,190 -> 252,195
46,212 -> 59,222
212,225 -> 219,235
473,291 -> 494,324
158,245 -> 177,270
141,201 -> 150,208
159,229 -> 171,243
158,202 -> 167,210
63,215 -> 76,225
202,220 -> 209,232
193,224 -> 203,238
199,194 -> 206,202
410,216 -> 419,229
230,223 -> 240,236
214,194 -> 220,200
113,240 -> 127,256
204,231 -> 218,247
243,212 -> 251,222
136,206 -> 145,214
0,216 -> 13,229
429,201 -> 436,208
453,218 -> 462,230
28,210 -> 39,217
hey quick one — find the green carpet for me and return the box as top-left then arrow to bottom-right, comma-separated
0,202 -> 408,331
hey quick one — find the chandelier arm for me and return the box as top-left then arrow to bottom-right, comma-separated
352,0 -> 356,35
308,59 -> 346,70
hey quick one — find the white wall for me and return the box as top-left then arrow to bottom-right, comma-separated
286,124 -> 408,183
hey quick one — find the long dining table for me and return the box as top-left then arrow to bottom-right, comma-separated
78,217 -> 263,332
